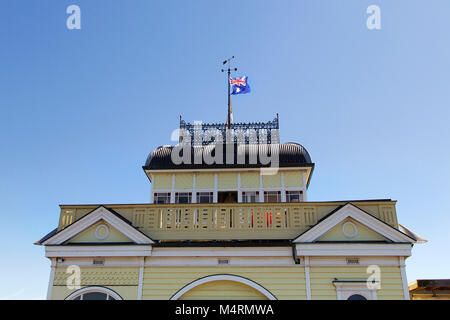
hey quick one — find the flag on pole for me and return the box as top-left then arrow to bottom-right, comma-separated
230,76 -> 251,95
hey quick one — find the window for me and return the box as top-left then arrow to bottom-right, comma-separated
347,294 -> 367,300
175,192 -> 191,204
333,281 -> 377,300
242,191 -> 259,203
66,287 -> 122,300
218,191 -> 237,203
154,192 -> 170,204
264,191 -> 281,203
286,190 -> 303,202
197,192 -> 213,203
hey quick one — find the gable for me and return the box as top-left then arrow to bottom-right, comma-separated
67,220 -> 133,244
41,206 -> 154,245
293,203 -> 415,243
316,217 -> 389,242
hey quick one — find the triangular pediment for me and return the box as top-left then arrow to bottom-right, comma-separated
316,217 -> 389,242
67,220 -> 134,244
293,203 -> 415,243
42,206 -> 154,245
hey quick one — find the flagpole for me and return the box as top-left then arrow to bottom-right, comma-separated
222,56 -> 237,129
227,67 -> 231,129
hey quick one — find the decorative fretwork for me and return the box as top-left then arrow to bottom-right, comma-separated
379,206 -> 395,226
59,210 -> 75,229
303,207 -> 317,227
179,114 -> 280,146
53,268 -> 139,286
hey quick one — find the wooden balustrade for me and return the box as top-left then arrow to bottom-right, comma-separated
57,201 -> 398,241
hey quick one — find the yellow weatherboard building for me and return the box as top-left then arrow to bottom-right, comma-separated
36,115 -> 426,300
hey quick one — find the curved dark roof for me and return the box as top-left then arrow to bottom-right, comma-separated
143,142 -> 313,170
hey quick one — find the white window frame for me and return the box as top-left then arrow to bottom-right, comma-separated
175,192 -> 192,204
264,191 -> 281,203
286,190 -> 303,203
333,281 -> 378,300
242,191 -> 259,203
197,191 -> 214,203
153,192 -> 171,204
65,286 -> 123,300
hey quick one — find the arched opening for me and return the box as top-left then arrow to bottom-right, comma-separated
347,294 -> 368,300
170,274 -> 277,300
65,286 -> 122,300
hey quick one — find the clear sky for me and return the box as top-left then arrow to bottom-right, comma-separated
1,1 -> 449,299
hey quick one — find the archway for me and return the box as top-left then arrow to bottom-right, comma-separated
170,274 -> 277,300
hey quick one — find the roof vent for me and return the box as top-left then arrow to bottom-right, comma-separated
218,259 -> 230,265
93,259 -> 105,265
346,258 -> 360,265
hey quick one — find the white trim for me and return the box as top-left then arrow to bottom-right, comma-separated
146,254 -> 403,267
42,207 -> 154,245
150,174 -> 154,203
295,243 -> 412,257
192,173 -> 197,203
146,167 -> 313,174
399,257 -> 410,300
259,173 -> 264,202
170,174 -> 176,203
45,245 -> 152,257
65,286 -> 123,300
146,256 -> 296,267
304,256 -> 311,300
46,258 -> 56,300
94,223 -> 110,240
309,256 -> 400,266
150,246 -> 291,257
237,173 -> 242,203
137,257 -> 145,300
342,221 -> 358,238
293,203 -> 415,243
333,282 -> 377,300
170,275 -> 277,300
213,174 -> 218,203
280,172 -> 286,202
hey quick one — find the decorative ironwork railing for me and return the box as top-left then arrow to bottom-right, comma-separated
179,115 -> 280,146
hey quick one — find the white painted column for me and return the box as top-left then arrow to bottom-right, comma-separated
170,174 -> 176,203
399,257 -> 410,300
281,172 -> 286,202
137,257 -> 145,300
258,172 -> 264,202
213,174 -> 218,203
149,174 -> 154,203
237,173 -> 242,203
304,256 -> 312,300
302,171 -> 308,202
192,174 -> 197,203
46,258 -> 57,300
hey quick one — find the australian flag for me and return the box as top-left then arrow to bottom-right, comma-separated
230,76 -> 251,95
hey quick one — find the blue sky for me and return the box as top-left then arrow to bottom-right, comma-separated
0,1 -> 449,299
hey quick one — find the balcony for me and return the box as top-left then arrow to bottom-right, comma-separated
58,200 -> 398,241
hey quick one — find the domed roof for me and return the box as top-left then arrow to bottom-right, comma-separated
143,142 -> 312,170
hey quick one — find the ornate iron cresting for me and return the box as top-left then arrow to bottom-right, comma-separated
179,114 -> 280,146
